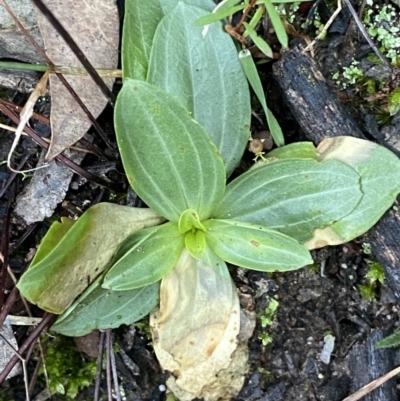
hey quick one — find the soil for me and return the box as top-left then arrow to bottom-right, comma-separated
1,1 -> 400,401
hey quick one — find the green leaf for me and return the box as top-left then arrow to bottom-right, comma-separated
122,1 -> 163,80
103,223 -> 185,290
30,217 -> 75,267
17,204 -> 164,314
265,142 -> 318,160
51,276 -> 159,337
239,49 -> 284,147
243,23 -> 273,58
213,158 -> 363,244
204,219 -> 312,271
261,0 -> 288,48
122,0 -> 215,80
245,7 -> 265,32
160,0 -> 215,12
388,87 -> 400,116
114,79 -> 226,222
178,209 -> 206,234
185,229 -> 207,259
305,137 -> 400,248
148,3 -> 251,176
375,331 -> 400,349
195,3 -> 246,26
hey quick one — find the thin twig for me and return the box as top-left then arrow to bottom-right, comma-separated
28,340 -> 49,397
341,0 -> 391,69
53,73 -> 115,156
0,0 -> 50,62
1,0 -> 115,151
30,0 -> 116,106
0,101 -> 118,191
235,0 -> 257,31
342,365 -> 400,401
0,286 -> 18,327
0,153 -> 31,199
0,331 -> 29,401
94,332 -> 106,401
0,99 -> 49,123
0,313 -> 56,383
0,253 -> 33,319
9,224 -> 37,253
109,332 -> 122,401
303,0 -> 342,52
106,330 -> 113,401
1,124 -> 108,158
0,61 -> 122,78
0,182 -> 15,310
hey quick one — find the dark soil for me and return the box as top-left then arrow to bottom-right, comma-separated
1,1 -> 400,401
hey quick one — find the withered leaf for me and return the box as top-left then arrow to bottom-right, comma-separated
33,0 -> 119,159
150,248 -> 246,400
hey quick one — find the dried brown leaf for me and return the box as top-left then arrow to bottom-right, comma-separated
33,0 -> 119,159
150,249 -> 249,401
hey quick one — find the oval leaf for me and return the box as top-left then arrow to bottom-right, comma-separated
17,203 -> 164,314
103,222 -> 184,290
30,217 -> 75,267
114,79 -> 226,222
204,219 -> 312,272
122,0 -> 164,80
185,230 -> 206,260
148,2 -> 251,176
150,247 -> 242,399
305,137 -> 400,248
213,159 -> 363,244
122,0 -> 215,80
51,276 -> 159,337
265,142 -> 318,160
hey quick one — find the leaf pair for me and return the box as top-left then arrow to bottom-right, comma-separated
106,79 -> 312,291
102,219 -> 312,291
122,0 -> 251,176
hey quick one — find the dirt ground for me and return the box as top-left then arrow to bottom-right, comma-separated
1,1 -> 400,400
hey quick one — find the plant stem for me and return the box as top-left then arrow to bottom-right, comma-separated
0,61 -> 122,78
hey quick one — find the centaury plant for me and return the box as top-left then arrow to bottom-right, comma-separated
16,0 -> 400,400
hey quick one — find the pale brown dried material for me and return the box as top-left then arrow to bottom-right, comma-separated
33,0 -> 119,160
150,249 -> 252,401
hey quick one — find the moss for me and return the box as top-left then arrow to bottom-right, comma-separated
358,259 -> 385,301
388,87 -> 400,116
358,282 -> 377,302
41,335 -> 97,399
365,259 -> 385,285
